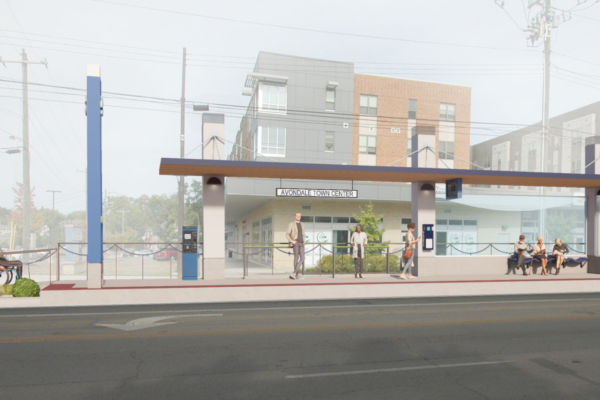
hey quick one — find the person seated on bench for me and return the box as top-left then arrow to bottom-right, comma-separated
514,235 -> 531,275
532,236 -> 548,276
552,238 -> 568,275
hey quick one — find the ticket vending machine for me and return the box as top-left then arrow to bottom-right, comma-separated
422,224 -> 434,251
182,226 -> 198,280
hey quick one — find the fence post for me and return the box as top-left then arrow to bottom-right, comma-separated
56,244 -> 60,283
332,245 -> 336,278
386,246 -> 390,274
243,246 -> 246,279
52,250 -> 56,282
115,246 -> 118,280
319,244 -> 322,276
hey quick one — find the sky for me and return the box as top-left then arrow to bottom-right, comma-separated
1,0 -> 599,214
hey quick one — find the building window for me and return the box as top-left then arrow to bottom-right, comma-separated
259,127 -> 286,156
572,131 -> 582,145
252,221 -> 260,243
359,95 -> 377,115
439,103 -> 456,122
326,89 -> 335,111
571,160 -> 580,173
325,131 -> 334,152
359,135 -> 376,154
261,217 -> 272,263
408,99 -> 417,119
439,141 -> 454,160
528,144 -> 537,172
484,156 -> 491,168
261,84 -> 287,112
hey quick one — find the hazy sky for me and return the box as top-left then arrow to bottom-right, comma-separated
1,0 -> 599,214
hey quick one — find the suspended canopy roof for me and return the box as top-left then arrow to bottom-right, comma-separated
159,159 -> 600,189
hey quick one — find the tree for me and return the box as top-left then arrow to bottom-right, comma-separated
10,183 -> 43,248
545,210 -> 577,244
185,179 -> 203,230
349,201 -> 386,243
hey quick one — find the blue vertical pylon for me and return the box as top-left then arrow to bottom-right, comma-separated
87,65 -> 103,266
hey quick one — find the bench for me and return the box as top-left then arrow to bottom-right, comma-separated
508,255 -> 589,273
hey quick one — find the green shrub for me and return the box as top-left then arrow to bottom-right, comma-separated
1,284 -> 13,296
306,250 -> 401,274
12,278 -> 40,297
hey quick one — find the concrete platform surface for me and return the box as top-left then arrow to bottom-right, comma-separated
0,272 -> 599,308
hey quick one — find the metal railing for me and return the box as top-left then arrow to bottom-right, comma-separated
231,242 -> 406,278
435,242 -> 586,256
2,248 -> 57,283
56,242 -> 203,281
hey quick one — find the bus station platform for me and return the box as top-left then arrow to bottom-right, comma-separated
1,272 -> 600,308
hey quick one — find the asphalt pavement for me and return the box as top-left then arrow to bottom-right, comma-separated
1,294 -> 600,399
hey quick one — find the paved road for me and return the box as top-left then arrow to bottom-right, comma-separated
1,294 -> 600,399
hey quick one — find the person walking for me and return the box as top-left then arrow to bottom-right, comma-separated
351,224 -> 368,279
286,212 -> 306,280
532,236 -> 548,275
513,235 -> 530,275
552,238 -> 569,275
401,222 -> 420,280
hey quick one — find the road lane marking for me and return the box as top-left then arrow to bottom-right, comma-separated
1,313 -> 600,344
96,314 -> 222,331
1,297 -> 599,318
285,360 -> 513,379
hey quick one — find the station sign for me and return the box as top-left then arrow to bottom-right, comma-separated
445,178 -> 462,200
276,188 -> 358,198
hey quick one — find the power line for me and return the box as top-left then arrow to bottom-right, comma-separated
90,0 -> 537,53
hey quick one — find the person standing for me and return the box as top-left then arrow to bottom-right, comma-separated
514,235 -> 530,275
532,236 -> 548,276
401,222 -> 420,280
286,212 -> 306,280
351,224 -> 368,279
552,238 -> 569,275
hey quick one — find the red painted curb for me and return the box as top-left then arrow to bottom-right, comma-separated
41,277 -> 600,291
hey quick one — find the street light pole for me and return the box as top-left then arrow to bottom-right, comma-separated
47,190 -> 61,247
177,47 -> 187,279
117,209 -> 130,234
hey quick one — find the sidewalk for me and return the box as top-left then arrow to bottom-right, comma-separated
1,272 -> 600,308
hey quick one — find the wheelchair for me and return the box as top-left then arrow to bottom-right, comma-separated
0,248 -> 23,285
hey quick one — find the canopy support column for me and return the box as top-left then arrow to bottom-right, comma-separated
410,128 -> 437,277
202,175 -> 226,279
585,137 -> 600,273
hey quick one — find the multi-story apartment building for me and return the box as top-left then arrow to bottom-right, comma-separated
468,102 -> 599,244
352,74 -> 471,169
223,52 -> 473,272
471,101 -> 599,194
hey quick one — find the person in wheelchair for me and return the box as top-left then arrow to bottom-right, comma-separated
0,246 -> 23,281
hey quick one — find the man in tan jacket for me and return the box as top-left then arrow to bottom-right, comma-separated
286,212 -> 305,279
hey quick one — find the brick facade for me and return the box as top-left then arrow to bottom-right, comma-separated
353,74 -> 471,169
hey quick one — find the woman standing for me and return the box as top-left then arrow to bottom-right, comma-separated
401,222 -> 421,280
552,238 -> 569,275
351,224 -> 368,278
533,236 -> 548,275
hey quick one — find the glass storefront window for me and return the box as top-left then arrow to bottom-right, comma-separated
436,194 -> 585,256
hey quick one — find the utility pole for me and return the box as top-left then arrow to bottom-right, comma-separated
0,49 -> 48,261
116,209 -> 130,234
496,0 -> 574,239
47,190 -> 61,247
178,47 -> 187,279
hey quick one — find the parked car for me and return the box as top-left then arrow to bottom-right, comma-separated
136,249 -> 154,257
153,249 -> 178,261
